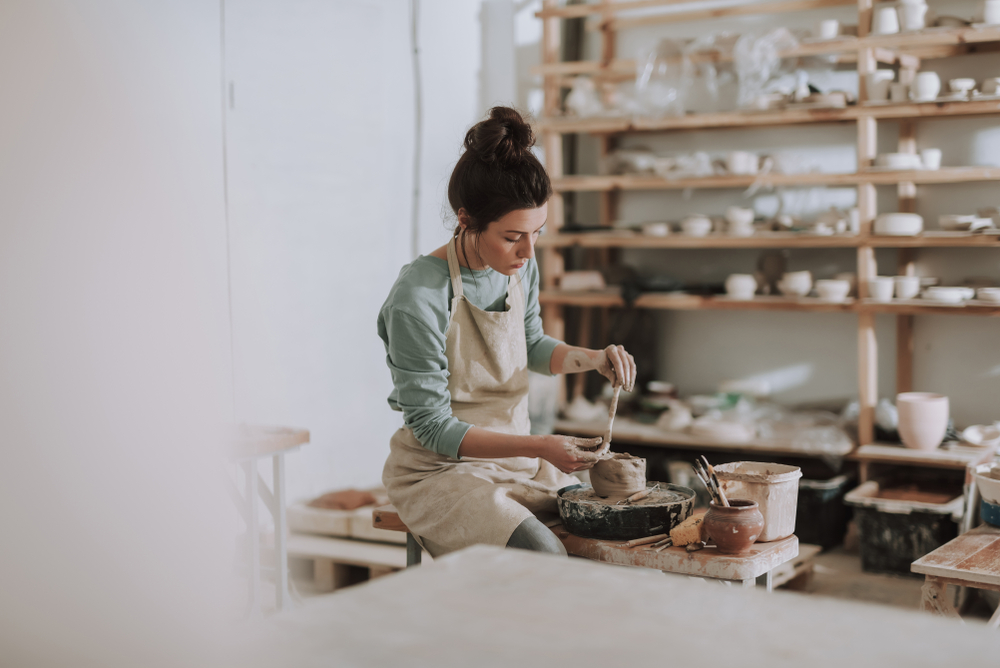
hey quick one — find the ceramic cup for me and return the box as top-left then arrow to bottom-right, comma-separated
681,215 -> 712,237
898,0 -> 929,31
726,151 -> 759,176
920,148 -> 942,170
641,221 -> 670,237
982,77 -> 1000,95
868,276 -> 895,302
725,274 -> 757,300
890,82 -> 910,103
867,70 -> 895,102
894,275 -> 921,300
897,392 -> 949,451
778,270 -> 813,297
913,71 -> 941,102
872,5 -> 901,34
816,18 -> 840,39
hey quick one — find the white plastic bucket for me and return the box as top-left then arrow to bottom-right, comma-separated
714,462 -> 802,542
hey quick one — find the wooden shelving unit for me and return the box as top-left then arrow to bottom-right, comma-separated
537,0 -> 1000,456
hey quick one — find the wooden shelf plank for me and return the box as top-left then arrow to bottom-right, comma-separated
554,417 -> 855,457
536,231 -> 1000,249
536,101 -> 1000,137
862,25 -> 1000,50
605,0 -> 858,31
860,300 -> 1000,317
536,232 -> 864,249
850,443 -> 997,470
552,167 -> 1000,192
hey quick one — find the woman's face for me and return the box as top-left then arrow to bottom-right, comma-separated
461,204 -> 547,276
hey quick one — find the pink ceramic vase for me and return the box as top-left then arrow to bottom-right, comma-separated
896,392 -> 949,451
703,499 -> 765,556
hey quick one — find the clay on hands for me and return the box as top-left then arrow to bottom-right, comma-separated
559,346 -> 636,391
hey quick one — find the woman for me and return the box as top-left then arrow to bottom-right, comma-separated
378,107 -> 636,557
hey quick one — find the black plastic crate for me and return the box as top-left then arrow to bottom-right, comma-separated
845,480 -> 962,576
795,474 -> 854,550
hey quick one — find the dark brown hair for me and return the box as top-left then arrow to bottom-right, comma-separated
447,107 -> 551,252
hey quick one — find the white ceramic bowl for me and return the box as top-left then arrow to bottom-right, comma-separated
973,463 -> 1000,505
681,215 -> 712,237
875,153 -> 923,170
815,279 -> 851,302
976,287 -> 1000,303
641,222 -> 671,237
962,425 -> 1000,447
725,274 -> 757,300
778,270 -> 813,297
874,212 -> 923,236
939,214 -> 993,231
894,275 -> 921,300
923,286 -> 968,303
949,77 -> 976,93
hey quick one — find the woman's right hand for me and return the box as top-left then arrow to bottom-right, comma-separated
537,435 -> 608,473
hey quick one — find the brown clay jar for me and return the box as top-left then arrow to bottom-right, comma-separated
703,499 -> 765,556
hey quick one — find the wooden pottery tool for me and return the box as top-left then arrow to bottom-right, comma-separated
602,384 -> 622,449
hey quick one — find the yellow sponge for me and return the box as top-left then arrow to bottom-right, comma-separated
670,512 -> 706,546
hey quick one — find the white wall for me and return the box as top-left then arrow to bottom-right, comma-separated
225,0 -> 486,503
0,1 -> 233,663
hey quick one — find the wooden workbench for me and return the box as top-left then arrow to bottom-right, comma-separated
552,523 -> 798,590
912,523 -> 1000,629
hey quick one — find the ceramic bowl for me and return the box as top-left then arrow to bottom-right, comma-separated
641,221 -> 671,237
962,425 -> 1000,448
689,417 -> 754,443
974,463 -> 1000,505
976,287 -> 1000,303
725,273 -> 757,300
868,277 -> 895,302
778,270 -> 813,297
815,279 -> 851,302
949,78 -> 976,93
923,286 -> 968,303
725,206 -> 755,227
938,214 -> 993,231
875,153 -> 923,170
874,212 -> 923,236
681,215 -> 712,237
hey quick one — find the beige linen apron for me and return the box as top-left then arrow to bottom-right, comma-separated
382,237 -> 576,556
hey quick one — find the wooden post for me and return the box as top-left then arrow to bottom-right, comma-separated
541,0 -> 565,342
895,248 -> 916,394
898,120 -> 917,212
857,246 -> 878,446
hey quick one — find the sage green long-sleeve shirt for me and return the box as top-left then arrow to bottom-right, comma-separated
377,255 -> 559,458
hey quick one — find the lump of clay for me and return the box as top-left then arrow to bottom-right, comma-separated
591,452 -> 646,499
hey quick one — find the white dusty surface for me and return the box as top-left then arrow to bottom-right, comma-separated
234,545 -> 999,667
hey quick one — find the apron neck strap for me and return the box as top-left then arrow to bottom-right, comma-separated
446,235 -> 465,299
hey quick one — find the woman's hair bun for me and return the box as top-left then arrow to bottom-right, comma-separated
463,106 -> 535,164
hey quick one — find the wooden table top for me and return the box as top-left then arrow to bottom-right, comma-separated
911,523 -> 1000,587
552,523 -> 799,581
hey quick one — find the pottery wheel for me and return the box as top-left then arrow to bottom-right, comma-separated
557,482 -> 695,541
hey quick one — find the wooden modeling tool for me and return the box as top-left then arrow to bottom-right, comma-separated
602,384 -> 622,450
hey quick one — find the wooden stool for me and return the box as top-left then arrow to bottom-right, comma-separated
911,523 -> 1000,629
373,505 -> 423,567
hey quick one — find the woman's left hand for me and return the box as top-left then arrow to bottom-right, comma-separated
597,344 -> 636,391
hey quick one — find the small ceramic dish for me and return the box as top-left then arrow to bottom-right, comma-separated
949,78 -> 977,94
962,425 -> 1000,448
976,287 -> 1000,303
939,214 -> 994,231
923,286 -> 968,304
815,279 -> 851,302
973,463 -> 1000,505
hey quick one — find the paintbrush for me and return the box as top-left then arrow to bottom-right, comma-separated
693,460 -> 722,506
700,455 -> 729,507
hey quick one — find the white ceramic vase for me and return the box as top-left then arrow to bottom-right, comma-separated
897,392 -> 950,451
913,72 -> 941,102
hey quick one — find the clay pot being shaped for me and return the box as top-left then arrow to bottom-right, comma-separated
590,453 -> 646,499
703,499 -> 765,556
897,392 -> 949,451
